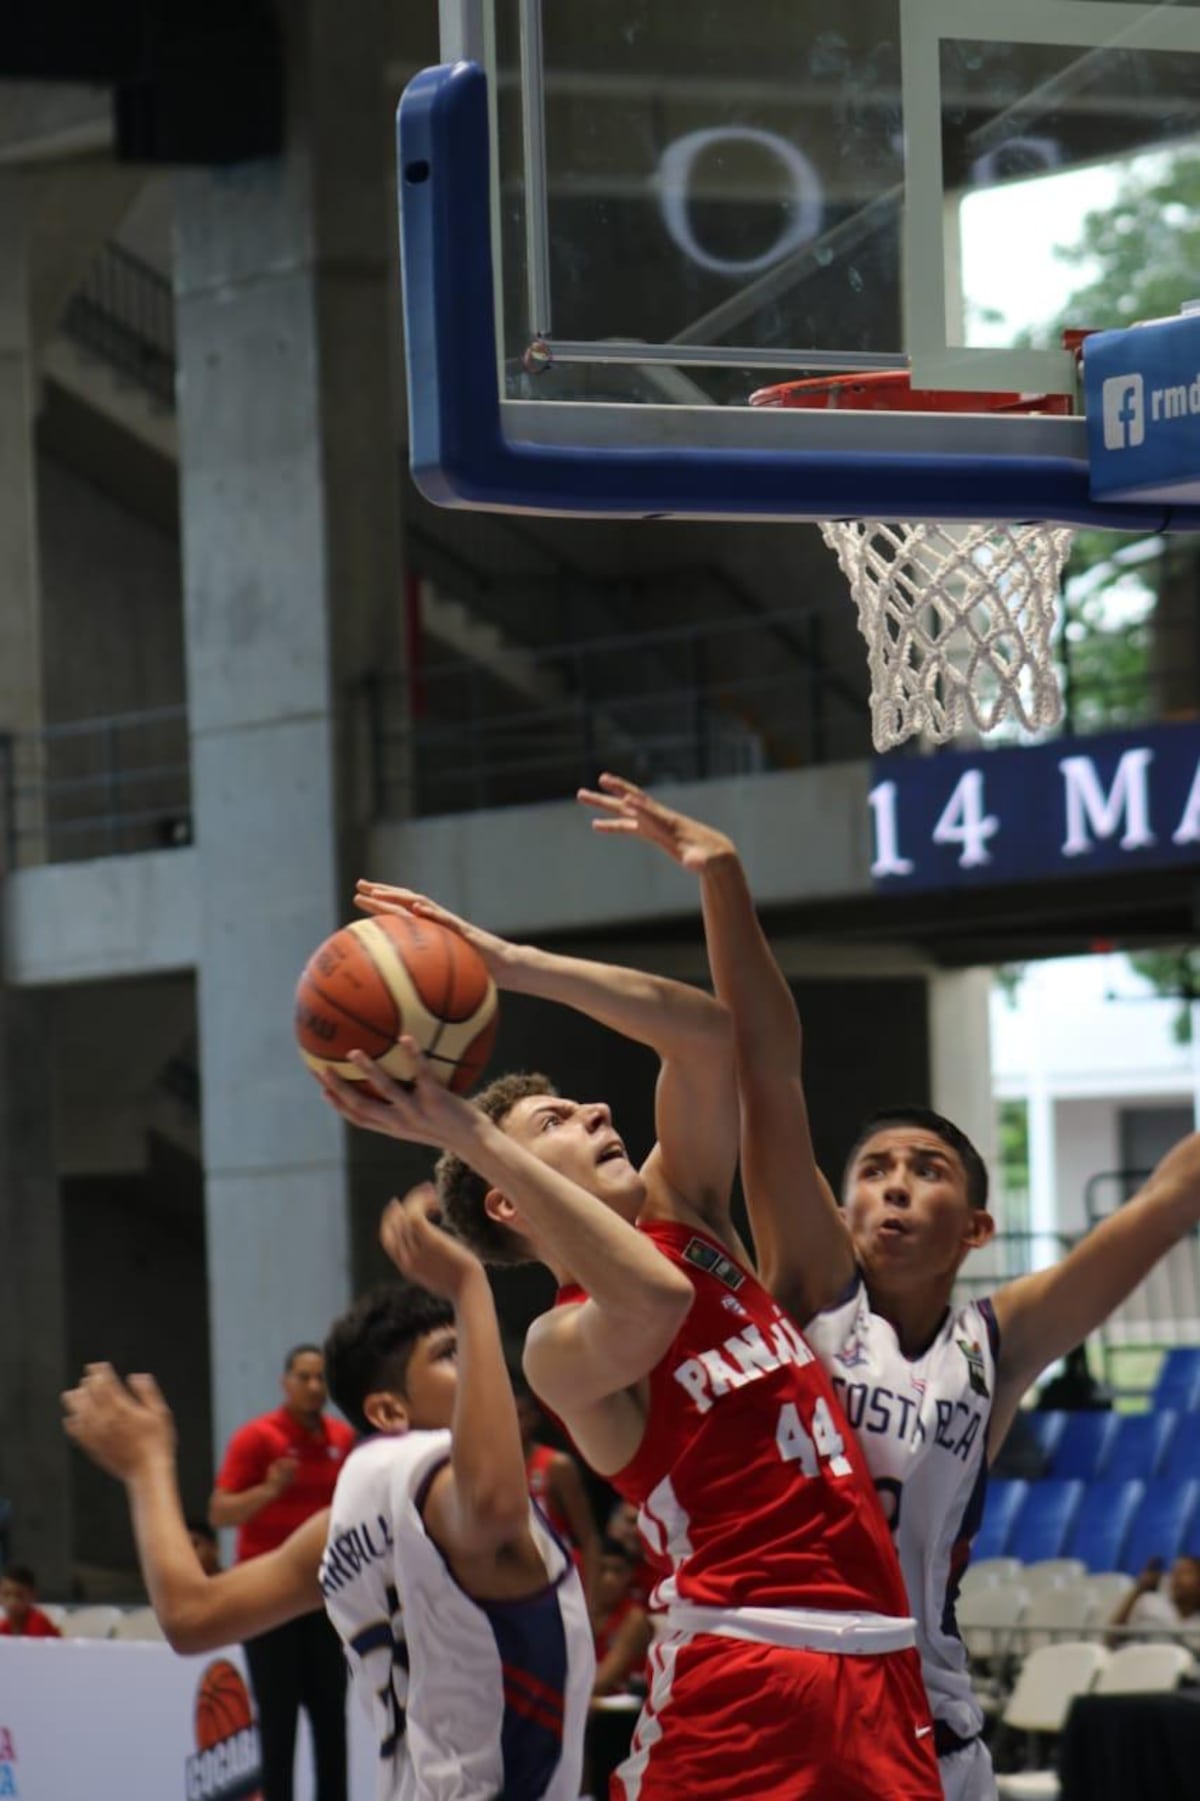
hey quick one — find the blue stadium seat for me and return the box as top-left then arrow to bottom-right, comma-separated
1048,1410 -> 1120,1479
1154,1348 -> 1200,1412
1105,1411 -> 1179,1481
1024,1411 -> 1069,1464
1064,1479 -> 1144,1572
1161,1424 -> 1200,1482
972,1480 -> 1028,1561
1006,1479 -> 1086,1564
1118,1479 -> 1200,1575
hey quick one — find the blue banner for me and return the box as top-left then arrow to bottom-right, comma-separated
1085,312 -> 1200,504
869,721 -> 1200,894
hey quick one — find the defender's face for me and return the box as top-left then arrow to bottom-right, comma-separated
400,1324 -> 460,1431
845,1127 -> 986,1283
502,1094 -> 646,1220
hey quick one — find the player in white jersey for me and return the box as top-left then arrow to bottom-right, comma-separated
62,1185 -> 594,1801
583,774 -> 1200,1801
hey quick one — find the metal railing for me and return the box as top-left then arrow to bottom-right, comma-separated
954,1221 -> 1200,1392
0,706 -> 191,869
367,603 -> 870,817
61,242 -> 176,410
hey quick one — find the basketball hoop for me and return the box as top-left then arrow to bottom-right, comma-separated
750,372 -> 1077,753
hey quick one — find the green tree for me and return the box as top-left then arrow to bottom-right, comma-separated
1127,948 -> 1200,1044
1043,151 -> 1200,726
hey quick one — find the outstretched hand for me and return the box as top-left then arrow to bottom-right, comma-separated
380,1182 -> 484,1300
317,1038 -> 478,1155
578,773 -> 735,872
354,880 -> 513,980
62,1363 -> 176,1483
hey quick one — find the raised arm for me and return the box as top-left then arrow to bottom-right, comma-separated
990,1131 -> 1200,1441
62,1365 -> 324,1652
377,1186 -> 530,1558
320,1050 -> 693,1421
580,775 -> 855,1319
355,880 -> 739,1237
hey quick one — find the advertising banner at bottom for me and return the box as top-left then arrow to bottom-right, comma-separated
0,1638 -> 376,1801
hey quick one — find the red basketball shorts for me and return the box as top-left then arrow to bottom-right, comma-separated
611,1632 -> 941,1801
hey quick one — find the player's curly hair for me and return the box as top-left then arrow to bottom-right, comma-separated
435,1071 -> 558,1265
842,1106 -> 989,1210
323,1285 -> 454,1435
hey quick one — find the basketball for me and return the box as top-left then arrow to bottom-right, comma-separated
195,1658 -> 254,1749
294,911 -> 499,1095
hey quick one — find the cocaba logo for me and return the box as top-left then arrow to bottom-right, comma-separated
185,1659 -> 262,1801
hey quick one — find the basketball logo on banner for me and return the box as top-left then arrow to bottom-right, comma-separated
186,1659 -> 262,1801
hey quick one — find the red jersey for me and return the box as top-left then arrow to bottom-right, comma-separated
215,1406 -> 355,1562
526,1442 -> 573,1543
560,1220 -> 909,1619
0,1607 -> 60,1639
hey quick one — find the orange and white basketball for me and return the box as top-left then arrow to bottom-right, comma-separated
294,912 -> 498,1096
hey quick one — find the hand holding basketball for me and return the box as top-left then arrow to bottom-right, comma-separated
295,905 -> 498,1095
62,1363 -> 176,1482
355,880 -> 514,980
380,1182 -> 483,1300
579,773 -> 736,872
318,1040 -> 481,1155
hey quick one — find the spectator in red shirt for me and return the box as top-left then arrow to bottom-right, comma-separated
591,1540 -> 651,1698
0,1565 -> 61,1639
210,1344 -> 354,1801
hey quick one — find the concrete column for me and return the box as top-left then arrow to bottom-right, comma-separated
173,0 -> 406,1451
0,177 -> 45,858
928,967 -> 998,1178
0,178 -> 69,1586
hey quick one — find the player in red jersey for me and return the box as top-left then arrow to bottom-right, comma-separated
319,888 -> 941,1798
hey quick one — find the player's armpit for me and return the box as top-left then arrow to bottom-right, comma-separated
162,1512 -> 327,1654
523,1311 -> 654,1475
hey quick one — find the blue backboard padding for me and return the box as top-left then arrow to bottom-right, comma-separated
397,63 -> 1200,531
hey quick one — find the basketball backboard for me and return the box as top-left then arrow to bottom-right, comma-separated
398,0 -> 1200,526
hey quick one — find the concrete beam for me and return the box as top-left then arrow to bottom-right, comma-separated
4,848 -> 198,985
368,763 -> 874,939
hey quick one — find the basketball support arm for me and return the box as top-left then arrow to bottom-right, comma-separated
396,60 -> 1200,531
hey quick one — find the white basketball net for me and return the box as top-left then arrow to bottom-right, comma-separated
819,519 -> 1074,752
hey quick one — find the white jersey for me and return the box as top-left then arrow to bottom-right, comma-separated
807,1278 -> 999,1746
319,1430 -> 594,1801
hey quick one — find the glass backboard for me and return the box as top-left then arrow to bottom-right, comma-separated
399,0 -> 1200,525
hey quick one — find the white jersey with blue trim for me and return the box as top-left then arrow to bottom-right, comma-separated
319,1430 -> 594,1801
806,1279 -> 1000,1742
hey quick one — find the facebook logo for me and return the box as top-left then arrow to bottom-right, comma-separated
1102,374 -> 1145,449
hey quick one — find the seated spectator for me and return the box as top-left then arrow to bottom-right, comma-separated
1036,1343 -> 1113,1411
1109,1554 -> 1200,1642
591,1540 -> 652,1698
0,1566 -> 61,1639
187,1521 -> 222,1576
604,1498 -> 665,1611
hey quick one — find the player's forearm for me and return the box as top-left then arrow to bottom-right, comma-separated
130,1458 -> 227,1651
209,1483 -> 274,1528
698,854 -> 802,1063
466,1117 -> 693,1318
500,944 -> 730,1060
447,1266 -> 530,1538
